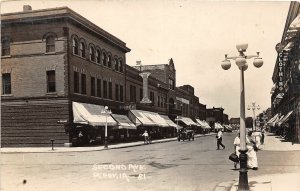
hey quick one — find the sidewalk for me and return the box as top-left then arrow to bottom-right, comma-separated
215,132 -> 300,191
0,133 -> 215,153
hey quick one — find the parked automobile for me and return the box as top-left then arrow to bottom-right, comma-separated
178,129 -> 194,141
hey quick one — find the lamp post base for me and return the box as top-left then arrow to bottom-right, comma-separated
238,149 -> 249,191
104,137 -> 108,149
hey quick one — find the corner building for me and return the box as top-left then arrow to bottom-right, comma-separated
1,6 -> 130,147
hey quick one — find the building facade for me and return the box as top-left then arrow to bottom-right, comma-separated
271,1 -> 300,142
1,6 -> 226,147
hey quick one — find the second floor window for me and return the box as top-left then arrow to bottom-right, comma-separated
91,77 -> 95,96
2,73 -> 11,95
115,58 -> 119,71
115,84 -> 119,101
103,80 -> 107,98
97,79 -> 101,97
1,38 -> 10,56
150,91 -> 154,104
46,70 -> 56,93
46,36 -> 55,53
72,38 -> 79,55
120,85 -> 124,102
119,60 -> 123,72
81,74 -> 86,94
74,71 -> 79,93
108,82 -> 112,99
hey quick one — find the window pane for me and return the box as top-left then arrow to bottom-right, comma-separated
74,72 -> 79,93
47,70 -> 56,92
115,84 -> 119,101
96,50 -> 101,63
103,80 -> 107,98
91,77 -> 95,96
46,36 -> 55,53
81,74 -> 86,94
120,85 -> 123,102
73,38 -> 79,55
2,73 -> 11,94
1,39 -> 10,56
108,82 -> 112,99
80,42 -> 85,57
97,79 -> 101,97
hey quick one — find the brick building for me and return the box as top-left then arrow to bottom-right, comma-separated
1,6 -> 130,147
1,6 -> 220,147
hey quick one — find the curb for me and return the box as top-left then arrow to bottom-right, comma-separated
1,133 -> 216,154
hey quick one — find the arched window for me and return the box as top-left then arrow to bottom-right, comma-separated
114,58 -> 119,71
96,49 -> 101,64
90,46 -> 95,61
72,38 -> 79,55
119,60 -> 123,72
102,52 -> 107,66
1,38 -> 10,56
80,42 -> 85,57
46,36 -> 55,53
108,55 -> 112,68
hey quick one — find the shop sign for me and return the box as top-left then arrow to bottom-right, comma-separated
277,51 -> 286,92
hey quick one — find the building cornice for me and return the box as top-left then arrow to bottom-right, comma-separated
1,6 -> 131,53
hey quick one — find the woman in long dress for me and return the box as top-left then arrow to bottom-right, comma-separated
247,131 -> 258,170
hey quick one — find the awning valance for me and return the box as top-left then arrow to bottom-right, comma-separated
179,117 -> 198,126
111,114 -> 137,130
72,102 -> 117,126
289,14 -> 300,30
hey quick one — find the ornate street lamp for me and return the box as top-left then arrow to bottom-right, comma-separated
247,102 -> 260,131
221,43 -> 263,191
102,106 -> 111,149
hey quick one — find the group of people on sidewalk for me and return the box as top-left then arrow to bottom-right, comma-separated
216,129 -> 264,170
233,131 -> 262,170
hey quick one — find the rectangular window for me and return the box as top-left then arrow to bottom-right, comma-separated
46,70 -> 56,93
74,71 -> 79,93
157,96 -> 160,107
115,84 -> 119,101
130,85 -> 136,102
120,85 -> 124,102
1,39 -> 10,56
140,88 -> 143,101
150,91 -> 154,105
97,79 -> 101,97
91,77 -> 95,96
108,82 -> 112,99
103,80 -> 107,98
2,73 -> 11,94
164,98 -> 167,108
81,74 -> 86,94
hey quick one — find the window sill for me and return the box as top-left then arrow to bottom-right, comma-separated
1,55 -> 11,58
1,94 -> 13,97
46,92 -> 57,95
45,52 -> 57,55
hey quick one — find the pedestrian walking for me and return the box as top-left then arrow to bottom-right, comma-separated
216,129 -> 225,150
142,130 -> 150,144
261,128 -> 265,145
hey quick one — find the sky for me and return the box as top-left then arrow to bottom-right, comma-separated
1,0 -> 291,118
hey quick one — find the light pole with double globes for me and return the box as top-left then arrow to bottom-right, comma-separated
247,102 -> 260,132
102,106 -> 111,149
221,43 -> 263,191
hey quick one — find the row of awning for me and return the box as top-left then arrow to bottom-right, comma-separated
267,110 -> 294,127
72,102 -> 216,130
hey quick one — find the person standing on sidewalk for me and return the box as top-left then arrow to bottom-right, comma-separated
233,133 -> 241,169
247,131 -> 258,170
216,129 -> 225,150
142,130 -> 150,144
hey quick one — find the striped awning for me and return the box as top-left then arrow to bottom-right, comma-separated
178,117 -> 198,126
72,102 -> 117,126
278,111 -> 293,126
111,114 -> 137,130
